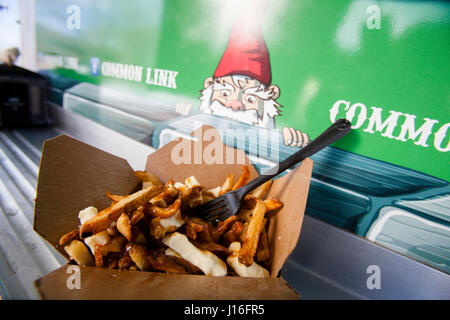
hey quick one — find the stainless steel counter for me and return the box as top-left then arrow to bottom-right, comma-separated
0,105 -> 448,299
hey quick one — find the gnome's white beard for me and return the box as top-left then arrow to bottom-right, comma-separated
200,86 -> 277,129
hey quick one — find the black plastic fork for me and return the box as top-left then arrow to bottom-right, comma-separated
195,118 -> 352,223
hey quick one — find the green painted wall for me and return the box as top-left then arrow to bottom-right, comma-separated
36,0 -> 449,180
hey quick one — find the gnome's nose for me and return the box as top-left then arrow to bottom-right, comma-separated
225,100 -> 244,111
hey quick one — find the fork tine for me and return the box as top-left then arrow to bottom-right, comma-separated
202,207 -> 230,222
201,202 -> 227,216
200,197 -> 224,208
197,198 -> 226,213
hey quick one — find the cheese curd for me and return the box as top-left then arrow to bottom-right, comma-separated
159,209 -> 184,229
173,182 -> 187,192
184,176 -> 201,188
84,230 -> 111,254
165,247 -> 182,258
162,232 -> 227,276
207,186 -> 221,197
78,206 -> 98,225
226,242 -> 270,278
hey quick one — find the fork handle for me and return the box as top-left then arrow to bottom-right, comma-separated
238,118 -> 352,196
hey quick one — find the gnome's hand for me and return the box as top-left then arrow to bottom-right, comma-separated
282,127 -> 310,148
175,102 -> 192,117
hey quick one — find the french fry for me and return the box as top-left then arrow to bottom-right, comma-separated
165,248 -> 203,274
64,240 -> 93,266
238,199 -> 266,266
150,181 -> 179,207
212,215 -> 237,241
101,236 -> 127,254
127,243 -> 152,271
263,198 -> 283,213
130,207 -> 145,225
59,229 -> 80,247
232,165 -> 250,190
187,218 -> 206,233
185,219 -> 200,241
219,173 -> 234,195
116,213 -> 133,241
134,230 -> 148,245
194,241 -> 229,257
105,191 -> 125,204
256,219 -> 270,263
222,220 -> 244,247
134,170 -> 163,188
95,242 -> 123,268
249,180 -> 272,199
147,250 -> 187,274
240,222 -> 248,242
238,195 -> 257,222
198,222 -> 214,243
149,217 -> 166,239
94,244 -> 104,267
148,198 -> 181,219
90,235 -> 128,268
80,185 -> 166,236
177,184 -> 203,209
186,217 -> 214,243
185,222 -> 198,241
118,251 -> 134,270
106,225 -> 118,237
105,254 -> 120,269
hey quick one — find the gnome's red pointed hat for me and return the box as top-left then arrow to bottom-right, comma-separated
214,2 -> 272,86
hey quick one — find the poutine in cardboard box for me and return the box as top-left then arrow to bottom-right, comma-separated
33,127 -> 313,300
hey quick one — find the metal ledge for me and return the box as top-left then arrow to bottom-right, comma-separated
283,215 -> 450,299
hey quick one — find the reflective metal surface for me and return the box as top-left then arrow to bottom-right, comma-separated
0,105 -> 154,299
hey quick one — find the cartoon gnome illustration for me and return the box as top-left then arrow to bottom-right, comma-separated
177,4 -> 309,148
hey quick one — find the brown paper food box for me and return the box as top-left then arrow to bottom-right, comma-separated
33,127 -> 313,300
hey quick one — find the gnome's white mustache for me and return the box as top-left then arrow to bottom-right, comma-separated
209,100 -> 259,125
